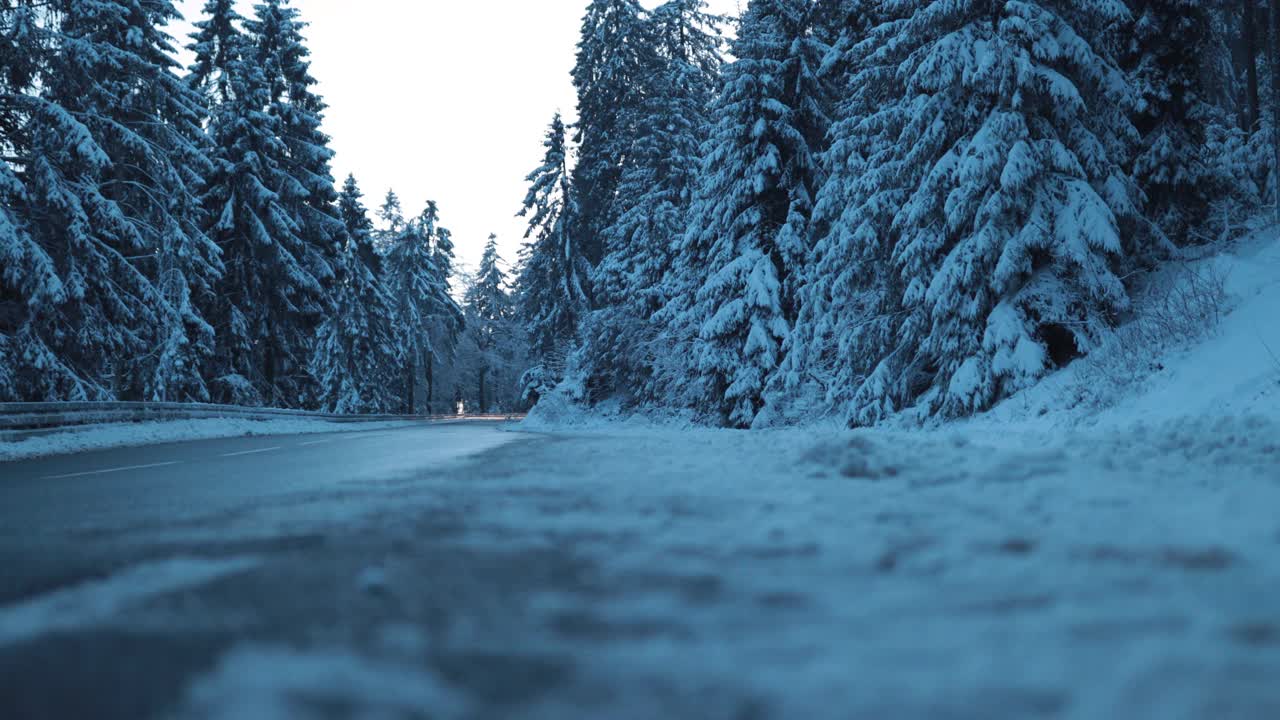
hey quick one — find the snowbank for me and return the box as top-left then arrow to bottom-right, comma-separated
525,226 -> 1280,437
969,227 -> 1280,434
0,417 -> 418,462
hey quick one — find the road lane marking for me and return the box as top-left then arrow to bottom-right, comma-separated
219,446 -> 283,458
299,439 -> 337,446
41,461 -> 183,480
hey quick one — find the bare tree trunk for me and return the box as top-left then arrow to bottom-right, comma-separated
405,353 -> 416,415
425,354 -> 434,413
1246,0 -> 1262,129
478,366 -> 489,414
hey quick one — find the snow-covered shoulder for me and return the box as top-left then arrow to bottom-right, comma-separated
968,226 -> 1280,436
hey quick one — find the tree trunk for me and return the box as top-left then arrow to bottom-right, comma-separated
405,353 -> 416,415
425,354 -> 434,413
1246,0 -> 1262,130
478,366 -> 489,414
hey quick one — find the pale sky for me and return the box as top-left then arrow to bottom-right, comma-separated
170,0 -> 742,274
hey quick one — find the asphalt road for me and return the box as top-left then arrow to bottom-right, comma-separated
0,422 -> 534,719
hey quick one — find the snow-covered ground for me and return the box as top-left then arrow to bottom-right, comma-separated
971,226 -> 1280,433
156,408 -> 1280,717
0,417 -> 419,462
440,229 -> 1279,717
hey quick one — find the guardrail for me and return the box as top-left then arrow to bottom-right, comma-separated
0,402 -> 523,433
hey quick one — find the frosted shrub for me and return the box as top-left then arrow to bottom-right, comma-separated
1073,262 -> 1230,408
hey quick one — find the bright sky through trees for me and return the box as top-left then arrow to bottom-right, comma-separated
170,0 -> 742,271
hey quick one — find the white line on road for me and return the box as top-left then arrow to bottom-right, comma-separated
41,461 -> 183,480
299,439 -> 337,446
219,446 -> 283,458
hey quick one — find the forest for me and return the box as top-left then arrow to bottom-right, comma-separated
1,0 -> 1274,427
0,0 -> 525,414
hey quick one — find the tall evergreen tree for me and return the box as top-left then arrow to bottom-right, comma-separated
464,235 -> 516,412
1127,0 -> 1241,245
311,175 -> 400,413
425,212 -> 465,408
586,0 -> 725,403
198,16 -> 327,406
247,0 -> 343,290
383,200 -> 463,413
2,0 -> 222,401
828,0 -> 1143,424
377,189 -> 404,233
668,0 -> 828,427
1,1 -> 62,400
571,0 -> 648,264
186,0 -> 241,103
517,113 -> 591,398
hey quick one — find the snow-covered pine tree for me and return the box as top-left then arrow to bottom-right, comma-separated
1,1 -> 63,400
75,0 -> 223,402
838,0 -> 1143,424
196,16 -> 328,407
377,190 -> 404,233
248,0 -> 343,297
186,0 -> 240,104
311,175 -> 400,414
383,201 -> 463,414
517,114 -> 591,400
571,0 -> 648,264
1126,0 -> 1242,246
1,0 -> 223,401
383,205 -> 434,413
585,0 -> 725,403
669,0 -> 828,428
777,0 -> 884,416
464,235 -> 517,412
424,211 -> 465,410
372,188 -> 405,253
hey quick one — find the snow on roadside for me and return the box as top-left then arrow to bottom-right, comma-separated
417,419 -> 1280,718
971,226 -> 1280,434
0,556 -> 260,647
0,418 -> 419,462
181,644 -> 469,720
525,227 -> 1280,441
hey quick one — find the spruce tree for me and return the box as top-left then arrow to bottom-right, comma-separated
1127,0 -> 1240,245
836,0 -> 1143,424
425,212 -> 465,408
312,175 -> 400,414
517,114 -> 591,398
571,0 -> 648,264
384,201 -> 463,413
2,0 -> 223,401
198,17 -> 327,406
248,0 -> 343,290
778,0 -> 881,415
1,1 -> 62,399
464,235 -> 516,412
377,190 -> 405,233
186,0 -> 241,103
92,0 -> 223,402
671,0 -> 828,427
586,0 -> 725,403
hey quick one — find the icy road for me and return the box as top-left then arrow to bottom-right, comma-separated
1,419 -> 1279,719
